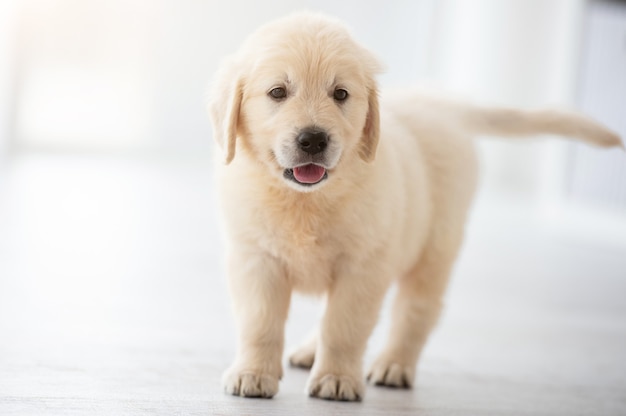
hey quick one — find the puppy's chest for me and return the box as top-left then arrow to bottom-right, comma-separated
262,210 -> 340,292
270,212 -> 335,258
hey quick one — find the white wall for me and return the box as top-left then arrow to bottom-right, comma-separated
9,0 -> 435,154
0,0 -> 18,160
570,0 -> 626,211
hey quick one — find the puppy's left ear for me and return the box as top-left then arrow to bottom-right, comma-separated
358,46 -> 383,162
359,84 -> 380,163
208,58 -> 243,164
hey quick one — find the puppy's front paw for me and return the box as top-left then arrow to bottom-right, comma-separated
367,358 -> 415,388
222,367 -> 279,398
307,373 -> 364,401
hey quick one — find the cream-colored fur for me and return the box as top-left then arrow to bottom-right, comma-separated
208,13 -> 622,401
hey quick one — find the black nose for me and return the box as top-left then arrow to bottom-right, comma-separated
296,129 -> 328,155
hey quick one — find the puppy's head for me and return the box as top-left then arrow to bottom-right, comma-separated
209,13 -> 382,192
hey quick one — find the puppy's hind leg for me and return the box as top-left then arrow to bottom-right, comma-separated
288,329 -> 317,369
367,235 -> 462,388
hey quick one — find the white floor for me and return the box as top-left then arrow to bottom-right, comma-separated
1,154 -> 625,415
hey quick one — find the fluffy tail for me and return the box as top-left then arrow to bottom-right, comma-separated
456,104 -> 623,148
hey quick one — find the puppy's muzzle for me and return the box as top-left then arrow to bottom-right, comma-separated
297,129 -> 328,155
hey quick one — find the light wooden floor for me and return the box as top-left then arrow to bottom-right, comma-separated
1,154 -> 625,415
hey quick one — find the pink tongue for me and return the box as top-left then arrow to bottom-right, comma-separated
293,164 -> 326,184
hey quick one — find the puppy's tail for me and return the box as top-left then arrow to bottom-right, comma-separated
456,104 -> 623,148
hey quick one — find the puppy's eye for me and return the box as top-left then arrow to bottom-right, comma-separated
333,88 -> 348,102
269,87 -> 287,100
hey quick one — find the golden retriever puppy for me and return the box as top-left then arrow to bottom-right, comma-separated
208,13 -> 622,401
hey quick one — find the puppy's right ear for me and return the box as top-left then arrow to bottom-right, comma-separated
208,59 -> 243,164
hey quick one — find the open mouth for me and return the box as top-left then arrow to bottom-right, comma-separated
283,164 -> 328,186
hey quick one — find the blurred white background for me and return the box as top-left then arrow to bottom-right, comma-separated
1,1 -> 625,414
1,0 -> 625,213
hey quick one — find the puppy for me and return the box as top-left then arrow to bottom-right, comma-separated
208,13 -> 622,401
